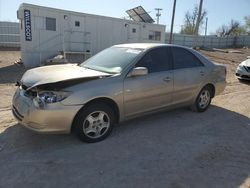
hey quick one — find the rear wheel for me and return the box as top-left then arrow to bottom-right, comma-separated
191,86 -> 212,112
73,103 -> 115,143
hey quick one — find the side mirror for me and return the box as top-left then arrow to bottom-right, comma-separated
129,67 -> 148,77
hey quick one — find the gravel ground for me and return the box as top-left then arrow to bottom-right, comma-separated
0,48 -> 249,188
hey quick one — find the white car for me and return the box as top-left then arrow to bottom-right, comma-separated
236,57 -> 250,80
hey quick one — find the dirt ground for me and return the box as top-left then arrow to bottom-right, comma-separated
0,48 -> 249,188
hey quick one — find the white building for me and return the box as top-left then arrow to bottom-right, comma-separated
17,3 -> 166,67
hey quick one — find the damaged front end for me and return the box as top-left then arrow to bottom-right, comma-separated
16,76 -> 104,109
12,64 -> 114,133
12,76 -> 108,133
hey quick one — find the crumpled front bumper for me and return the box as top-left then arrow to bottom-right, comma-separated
12,87 -> 82,133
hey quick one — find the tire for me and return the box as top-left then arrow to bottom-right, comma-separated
73,103 -> 115,143
191,86 -> 212,112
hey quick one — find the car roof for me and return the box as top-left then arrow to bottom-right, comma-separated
114,43 -> 169,50
114,43 -> 190,50
114,43 -> 214,67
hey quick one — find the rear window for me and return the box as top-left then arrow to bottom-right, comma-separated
172,47 -> 203,69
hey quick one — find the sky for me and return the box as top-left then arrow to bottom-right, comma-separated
0,0 -> 249,34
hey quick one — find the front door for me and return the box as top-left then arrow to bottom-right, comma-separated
124,47 -> 174,117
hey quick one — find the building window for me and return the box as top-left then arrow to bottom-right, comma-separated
20,20 -> 23,30
148,31 -> 161,41
46,17 -> 56,31
132,28 -> 136,33
64,15 -> 68,20
75,21 -> 80,27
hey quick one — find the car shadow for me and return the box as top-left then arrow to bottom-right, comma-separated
238,79 -> 250,85
0,64 -> 26,84
0,105 -> 250,188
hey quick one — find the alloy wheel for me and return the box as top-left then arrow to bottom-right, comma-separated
82,111 -> 110,139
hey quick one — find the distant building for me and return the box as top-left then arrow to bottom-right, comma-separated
17,3 -> 166,67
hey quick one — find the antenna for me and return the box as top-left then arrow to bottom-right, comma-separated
155,8 -> 163,24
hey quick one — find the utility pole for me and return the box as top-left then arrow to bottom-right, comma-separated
0,0 -> 1,20
193,0 -> 203,48
155,8 -> 163,24
205,17 -> 208,36
169,0 -> 177,44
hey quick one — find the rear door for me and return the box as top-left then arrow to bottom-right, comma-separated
124,47 -> 174,117
171,47 -> 206,104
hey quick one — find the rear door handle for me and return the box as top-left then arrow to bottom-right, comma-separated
163,77 -> 171,82
200,71 -> 205,76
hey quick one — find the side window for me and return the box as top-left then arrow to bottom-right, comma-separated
46,17 -> 56,31
136,47 -> 172,73
172,47 -> 203,69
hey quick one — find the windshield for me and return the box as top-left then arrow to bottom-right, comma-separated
80,47 -> 143,74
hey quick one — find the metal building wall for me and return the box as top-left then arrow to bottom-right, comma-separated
0,21 -> 20,47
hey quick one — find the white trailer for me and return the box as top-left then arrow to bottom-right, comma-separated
17,3 -> 166,67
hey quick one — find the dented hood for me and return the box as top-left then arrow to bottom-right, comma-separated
21,64 -> 111,88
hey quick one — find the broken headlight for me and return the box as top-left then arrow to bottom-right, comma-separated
33,91 -> 70,107
237,64 -> 244,71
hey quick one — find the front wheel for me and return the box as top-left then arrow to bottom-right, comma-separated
73,103 -> 115,143
191,86 -> 212,112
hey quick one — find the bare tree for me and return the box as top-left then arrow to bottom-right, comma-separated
244,16 -> 250,34
216,20 -> 246,36
180,5 -> 207,35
